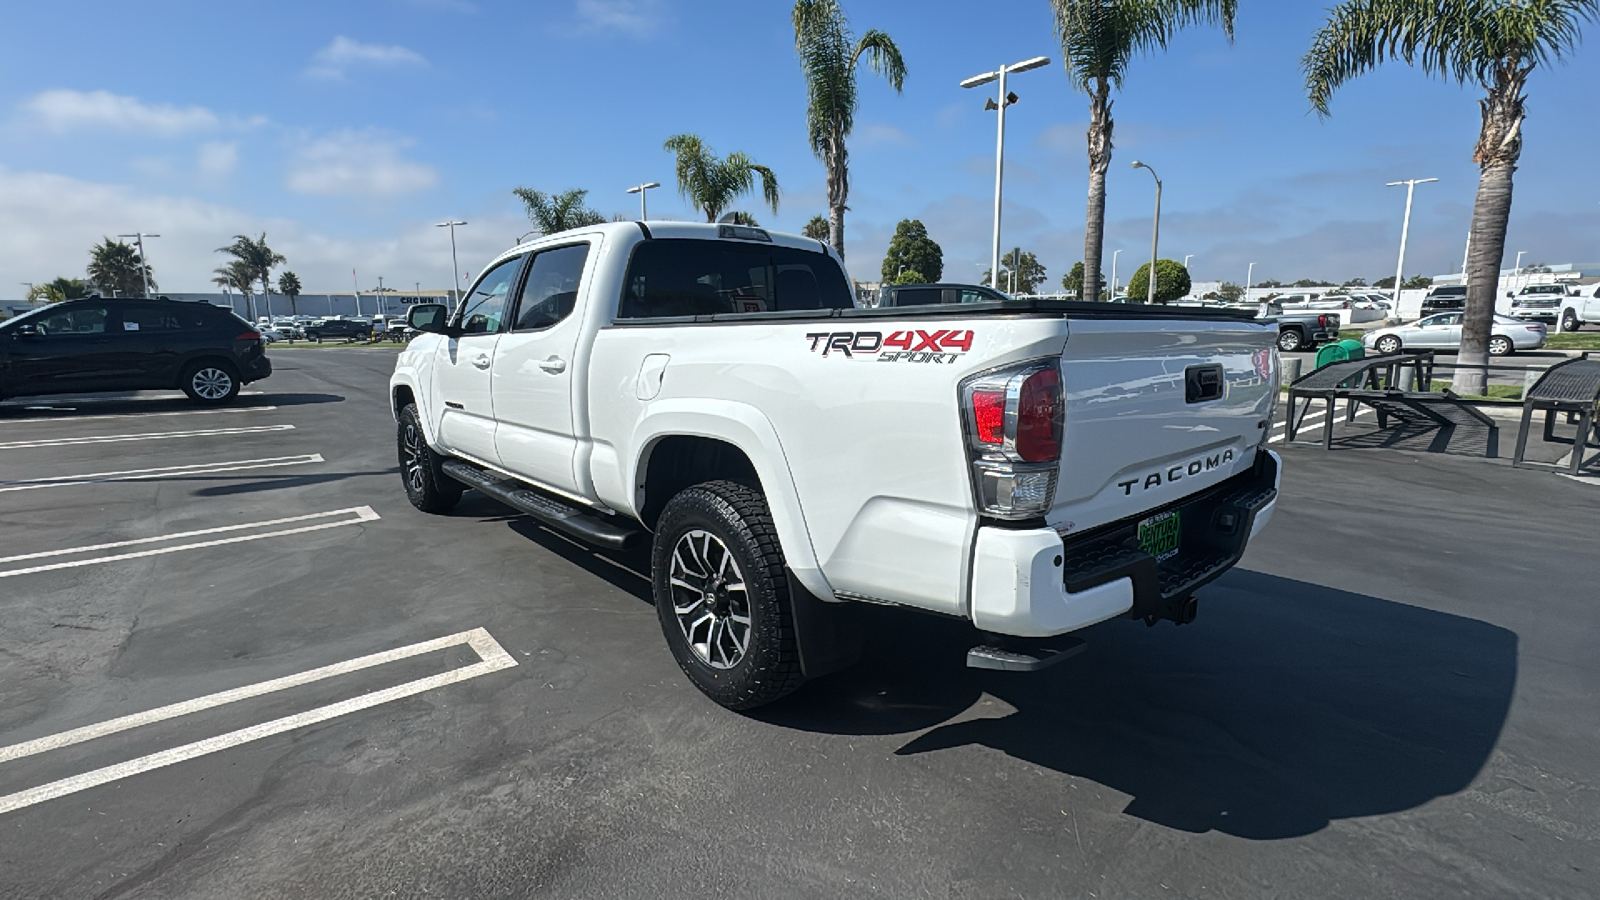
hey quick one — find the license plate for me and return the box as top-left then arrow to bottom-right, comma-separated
1138,510 -> 1181,562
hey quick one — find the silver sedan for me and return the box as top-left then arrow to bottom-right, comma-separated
1363,313 -> 1547,357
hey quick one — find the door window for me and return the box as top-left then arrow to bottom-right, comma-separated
617,240 -> 853,319
121,305 -> 186,332
513,244 -> 590,331
458,255 -> 525,335
35,306 -> 110,336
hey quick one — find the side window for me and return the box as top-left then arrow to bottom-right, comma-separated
121,306 -> 183,333
893,288 -> 942,307
37,306 -> 109,336
513,244 -> 590,331
618,240 -> 853,319
458,255 -> 525,335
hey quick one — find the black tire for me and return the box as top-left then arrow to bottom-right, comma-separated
397,404 -> 463,513
652,480 -> 804,710
1375,335 -> 1402,355
357,331 -> 372,342
1277,329 -> 1305,353
309,332 -> 323,343
179,361 -> 240,404
1562,310 -> 1580,333
1488,335 -> 1513,357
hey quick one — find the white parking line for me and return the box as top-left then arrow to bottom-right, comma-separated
0,627 -> 516,815
1270,407 -> 1373,444
0,454 -> 324,493
0,506 -> 380,579
0,424 -> 293,450
1,405 -> 278,424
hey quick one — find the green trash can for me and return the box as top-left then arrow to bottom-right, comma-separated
1315,338 -> 1366,368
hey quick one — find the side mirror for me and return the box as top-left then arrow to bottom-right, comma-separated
407,303 -> 453,335
13,324 -> 39,338
1505,292 -> 1514,298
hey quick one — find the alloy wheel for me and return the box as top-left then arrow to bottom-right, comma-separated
401,421 -> 427,493
668,529 -> 751,670
192,368 -> 233,400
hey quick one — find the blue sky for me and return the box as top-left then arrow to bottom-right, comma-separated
2,0 -> 1597,297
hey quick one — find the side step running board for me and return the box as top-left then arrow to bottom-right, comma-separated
967,636 -> 1087,672
440,459 -> 643,551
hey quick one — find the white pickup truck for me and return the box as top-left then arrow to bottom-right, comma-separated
1556,283 -> 1600,333
389,222 -> 1282,709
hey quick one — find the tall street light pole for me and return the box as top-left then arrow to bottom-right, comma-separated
1184,254 -> 1194,270
1246,262 -> 1256,300
961,55 -> 1050,291
1386,178 -> 1437,306
1131,161 -> 1162,305
435,220 -> 467,307
117,232 -> 160,298
627,182 -> 660,220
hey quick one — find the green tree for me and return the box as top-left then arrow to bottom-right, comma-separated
1215,281 -> 1245,302
1052,0 -> 1236,302
1343,276 -> 1368,287
217,233 -> 285,321
1063,261 -> 1105,297
801,214 -> 830,240
277,271 -> 303,316
722,211 -> 761,226
663,134 -> 781,223
1402,274 -> 1435,290
892,268 -> 927,285
1292,278 -> 1324,287
87,238 -> 154,297
213,259 -> 256,315
1304,0 -> 1598,394
982,248 -> 1048,294
1126,258 -> 1192,303
26,277 -> 88,304
792,0 -> 906,257
1256,278 -> 1283,288
25,284 -> 63,303
512,188 -> 607,235
880,219 -> 943,282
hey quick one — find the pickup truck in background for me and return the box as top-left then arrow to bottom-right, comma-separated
1557,283 -> 1600,332
390,222 -> 1282,709
1506,283 -> 1567,326
1262,309 -> 1342,353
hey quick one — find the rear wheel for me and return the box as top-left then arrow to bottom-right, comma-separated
1562,310 -> 1580,332
1488,336 -> 1513,357
398,404 -> 462,513
652,480 -> 804,710
1375,335 -> 1402,355
1277,329 -> 1305,353
180,362 -> 240,404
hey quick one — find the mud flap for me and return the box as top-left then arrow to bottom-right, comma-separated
786,570 -> 864,679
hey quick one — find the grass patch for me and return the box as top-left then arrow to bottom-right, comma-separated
1428,380 -> 1523,401
1338,330 -> 1367,342
1547,333 -> 1600,351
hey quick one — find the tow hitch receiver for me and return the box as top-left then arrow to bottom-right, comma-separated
967,636 -> 1087,672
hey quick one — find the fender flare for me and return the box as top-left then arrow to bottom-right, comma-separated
629,399 -> 832,600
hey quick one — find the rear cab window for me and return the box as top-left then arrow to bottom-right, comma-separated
617,239 -> 853,320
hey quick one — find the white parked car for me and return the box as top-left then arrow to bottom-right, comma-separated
389,221 -> 1282,709
1363,313 -> 1546,356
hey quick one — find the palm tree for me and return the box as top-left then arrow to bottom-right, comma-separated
1051,1 -> 1236,303
277,271 -> 303,316
1304,0 -> 1598,395
792,0 -> 906,258
663,134 -> 781,223
511,188 -> 608,234
217,233 -> 286,321
213,259 -> 256,317
87,238 -> 154,297
802,214 -> 830,240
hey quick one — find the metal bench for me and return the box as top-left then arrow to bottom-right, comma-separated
1512,357 -> 1600,476
1284,352 -> 1437,450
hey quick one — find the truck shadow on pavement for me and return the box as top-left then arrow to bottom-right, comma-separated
762,568 -> 1518,841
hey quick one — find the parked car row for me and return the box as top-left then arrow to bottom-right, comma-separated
1363,313 -> 1547,356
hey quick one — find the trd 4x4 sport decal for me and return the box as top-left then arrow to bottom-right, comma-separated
805,330 -> 974,364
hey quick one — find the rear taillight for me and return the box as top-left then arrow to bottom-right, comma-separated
960,359 -> 1063,520
1317,315 -> 1331,328
237,330 -> 261,341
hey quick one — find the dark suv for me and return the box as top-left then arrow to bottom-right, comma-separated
0,296 -> 271,404
303,318 -> 372,343
874,283 -> 1013,307
1421,285 -> 1467,314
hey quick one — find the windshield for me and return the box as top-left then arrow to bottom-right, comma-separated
0,304 -> 53,330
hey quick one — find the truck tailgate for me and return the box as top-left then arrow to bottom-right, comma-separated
1051,316 -> 1276,536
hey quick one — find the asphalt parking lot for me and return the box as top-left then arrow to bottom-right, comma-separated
2,347 -> 1597,899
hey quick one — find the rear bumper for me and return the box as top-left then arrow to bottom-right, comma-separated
969,449 -> 1280,637
241,355 -> 272,383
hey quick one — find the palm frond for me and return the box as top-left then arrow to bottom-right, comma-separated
1052,0 -> 1236,91
852,29 -> 906,92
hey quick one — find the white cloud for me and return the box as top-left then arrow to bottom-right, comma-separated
573,0 -> 666,37
285,131 -> 437,197
20,89 -> 221,136
197,141 -> 239,179
306,36 -> 429,79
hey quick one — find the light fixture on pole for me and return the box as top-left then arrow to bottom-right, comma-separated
1131,161 -> 1162,304
1386,178 -> 1437,304
961,55 -> 1050,292
626,182 -> 661,220
1184,254 -> 1194,270
117,232 -> 160,298
1246,262 -> 1256,299
1110,249 -> 1122,302
514,229 -> 540,247
435,220 -> 467,306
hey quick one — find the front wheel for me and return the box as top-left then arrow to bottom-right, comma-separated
652,481 -> 805,710
1488,336 -> 1513,357
1375,335 -> 1402,355
398,404 -> 463,513
1562,310 -> 1580,333
1277,329 -> 1305,353
180,362 -> 240,404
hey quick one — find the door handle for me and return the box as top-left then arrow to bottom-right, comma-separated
539,356 -> 568,374
472,354 -> 491,370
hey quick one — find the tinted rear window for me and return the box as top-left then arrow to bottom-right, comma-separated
890,287 -> 943,307
618,239 -> 853,319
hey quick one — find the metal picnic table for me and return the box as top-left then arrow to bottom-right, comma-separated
1512,357 -> 1600,476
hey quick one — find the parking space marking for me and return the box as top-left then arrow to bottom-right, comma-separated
0,506 -> 380,579
0,454 -> 324,493
1,406 -> 278,424
0,628 -> 516,815
0,424 -> 294,450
